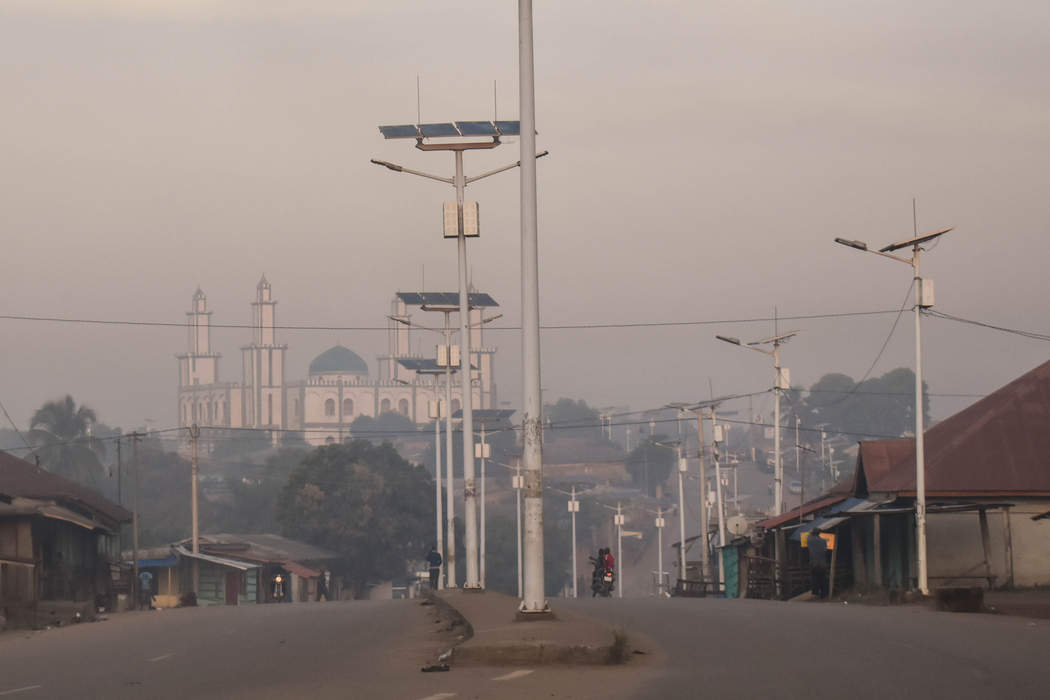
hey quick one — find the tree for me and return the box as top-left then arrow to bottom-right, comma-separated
544,398 -> 601,440
275,440 -> 433,595
802,368 -> 930,440
350,412 -> 418,445
625,436 -> 675,496
27,395 -> 105,488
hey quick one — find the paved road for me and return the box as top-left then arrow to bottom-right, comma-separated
0,600 -> 635,700
562,597 -> 1050,699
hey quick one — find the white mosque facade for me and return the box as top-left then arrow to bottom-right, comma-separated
176,277 -> 498,446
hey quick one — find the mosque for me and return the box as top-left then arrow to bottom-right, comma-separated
176,276 -> 498,446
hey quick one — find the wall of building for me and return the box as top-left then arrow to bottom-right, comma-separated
927,499 -> 1050,588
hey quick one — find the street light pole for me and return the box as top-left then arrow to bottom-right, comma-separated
569,486 -> 579,599
443,312 -> 456,587
475,422 -> 491,588
513,460 -> 523,597
519,0 -> 548,615
676,444 -> 687,583
615,502 -> 624,599
655,506 -> 665,596
190,424 -> 200,595
834,224 -> 951,596
429,394 -> 444,589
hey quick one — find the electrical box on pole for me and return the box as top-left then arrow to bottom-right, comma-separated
614,513 -> 625,526
678,457 -> 688,473
512,475 -> 524,489
443,201 -> 480,238
713,425 -> 725,444
475,442 -> 491,459
776,367 -> 791,390
428,400 -> 445,420
436,344 -> 460,367
655,517 -> 665,528
918,278 -> 934,308
567,500 -> 579,512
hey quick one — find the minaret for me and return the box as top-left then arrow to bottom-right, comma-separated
241,275 -> 288,428
176,287 -> 221,426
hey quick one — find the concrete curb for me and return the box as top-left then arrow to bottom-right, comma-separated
431,592 -> 627,667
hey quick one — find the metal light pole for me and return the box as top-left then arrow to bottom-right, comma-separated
710,415 -> 727,591
614,502 -> 625,599
519,0 -> 549,615
676,446 -> 687,582
513,461 -> 523,597
475,422 -> 491,588
428,393 -> 445,589
834,224 -> 952,596
716,332 -> 798,516
131,432 -> 141,610
189,424 -> 200,594
655,507 -> 666,596
373,135 -> 546,593
569,486 -> 580,598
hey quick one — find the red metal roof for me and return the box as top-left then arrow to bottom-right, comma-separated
757,494 -> 848,530
0,450 -> 131,524
283,561 -> 321,578
856,359 -> 1050,496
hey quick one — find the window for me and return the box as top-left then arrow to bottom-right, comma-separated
380,398 -> 391,414
324,398 -> 335,416
451,399 -> 461,414
207,402 -> 213,423
398,398 -> 409,416
293,399 -> 299,417
343,398 -> 353,416
267,394 -> 273,425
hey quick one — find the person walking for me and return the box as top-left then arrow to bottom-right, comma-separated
808,530 -> 829,599
426,545 -> 442,590
137,569 -> 154,610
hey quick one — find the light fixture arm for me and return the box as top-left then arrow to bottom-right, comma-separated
465,151 -> 550,184
369,159 -> 453,184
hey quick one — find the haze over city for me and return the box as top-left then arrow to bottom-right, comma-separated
2,1 -> 1047,431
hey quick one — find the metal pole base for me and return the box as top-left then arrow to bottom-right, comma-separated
515,603 -> 554,621
461,585 -> 485,593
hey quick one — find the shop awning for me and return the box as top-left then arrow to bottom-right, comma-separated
173,545 -> 259,571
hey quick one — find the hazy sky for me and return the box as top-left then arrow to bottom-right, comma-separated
2,1 -> 1048,437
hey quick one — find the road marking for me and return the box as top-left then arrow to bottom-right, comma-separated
0,686 -> 42,696
417,694 -> 456,700
148,653 -> 175,662
492,670 -> 534,681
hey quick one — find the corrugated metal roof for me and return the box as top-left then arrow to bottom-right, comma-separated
756,494 -> 847,530
855,359 -> 1050,496
172,545 -> 258,571
191,533 -> 339,563
0,451 -> 130,524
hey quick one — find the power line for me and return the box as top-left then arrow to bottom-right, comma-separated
924,309 -> 1050,343
0,396 -> 34,453
0,308 -> 902,333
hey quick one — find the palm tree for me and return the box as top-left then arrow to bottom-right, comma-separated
28,395 -> 106,488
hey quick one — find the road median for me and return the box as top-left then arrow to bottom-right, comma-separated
431,589 -> 628,666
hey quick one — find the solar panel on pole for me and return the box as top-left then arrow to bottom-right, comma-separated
378,124 -> 420,139
495,121 -> 521,135
455,121 -> 498,136
419,123 -> 460,138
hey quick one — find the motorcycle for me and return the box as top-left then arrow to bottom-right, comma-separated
272,573 -> 286,602
589,557 -> 616,597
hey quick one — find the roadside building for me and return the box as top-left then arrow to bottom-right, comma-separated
756,359 -> 1050,597
0,451 -> 130,626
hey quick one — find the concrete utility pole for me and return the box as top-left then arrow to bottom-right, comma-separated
131,432 -> 141,610
710,413 -> 727,591
835,222 -> 952,596
190,424 -> 200,594
519,0 -> 548,615
116,436 -> 122,507
442,313 -> 456,587
569,486 -> 580,598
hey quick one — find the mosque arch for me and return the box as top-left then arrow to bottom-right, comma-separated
398,398 -> 409,416
324,398 -> 335,417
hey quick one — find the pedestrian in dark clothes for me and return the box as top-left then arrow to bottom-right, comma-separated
808,531 -> 829,599
426,546 -> 442,590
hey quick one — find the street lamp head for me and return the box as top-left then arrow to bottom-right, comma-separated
834,237 -> 868,251
716,335 -> 742,346
387,315 -> 411,326
370,158 -> 403,172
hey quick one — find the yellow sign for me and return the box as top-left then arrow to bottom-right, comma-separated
801,532 -> 836,550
